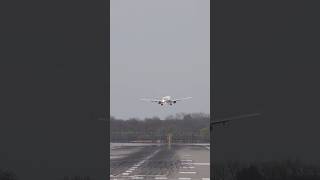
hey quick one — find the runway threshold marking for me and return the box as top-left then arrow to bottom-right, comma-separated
117,149 -> 161,177
202,178 -> 210,180
178,178 -> 191,180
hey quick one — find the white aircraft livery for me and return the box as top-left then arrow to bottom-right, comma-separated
140,96 -> 192,106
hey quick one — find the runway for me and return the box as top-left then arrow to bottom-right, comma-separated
110,143 -> 210,180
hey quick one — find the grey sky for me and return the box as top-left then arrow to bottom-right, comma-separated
110,0 -> 210,119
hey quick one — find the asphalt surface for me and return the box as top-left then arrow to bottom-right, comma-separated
110,143 -> 210,180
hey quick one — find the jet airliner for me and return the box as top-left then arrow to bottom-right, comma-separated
140,96 -> 192,106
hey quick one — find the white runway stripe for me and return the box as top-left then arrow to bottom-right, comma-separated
181,162 -> 209,165
179,171 -> 196,174
131,177 -> 144,179
182,166 -> 195,169
178,178 -> 191,180
133,175 -> 167,177
202,178 -> 210,180
154,177 -> 168,179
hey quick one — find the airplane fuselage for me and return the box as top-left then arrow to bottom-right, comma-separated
140,95 -> 191,106
159,96 -> 176,106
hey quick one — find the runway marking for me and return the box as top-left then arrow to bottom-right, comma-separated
181,163 -> 193,165
117,149 -> 161,177
154,177 -> 168,179
182,166 -> 195,169
114,175 -> 168,180
181,162 -> 210,166
180,160 -> 192,162
178,178 -> 191,180
191,163 -> 210,166
131,177 -> 144,179
202,178 -> 210,180
134,175 -> 167,177
179,171 -> 196,174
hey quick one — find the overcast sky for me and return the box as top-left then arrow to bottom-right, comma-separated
110,0 -> 210,119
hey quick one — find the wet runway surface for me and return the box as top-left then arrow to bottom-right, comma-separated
110,143 -> 210,180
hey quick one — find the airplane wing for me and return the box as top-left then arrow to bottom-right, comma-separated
172,97 -> 192,102
211,113 -> 260,125
140,98 -> 161,103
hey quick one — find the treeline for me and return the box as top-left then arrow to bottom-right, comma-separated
213,159 -> 320,180
110,113 -> 210,143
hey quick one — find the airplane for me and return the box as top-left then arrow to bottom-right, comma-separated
140,96 -> 192,106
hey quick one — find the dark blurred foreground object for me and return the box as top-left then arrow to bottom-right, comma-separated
211,113 -> 261,130
213,160 -> 320,180
62,176 -> 93,180
236,165 -> 263,180
0,169 -> 18,180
